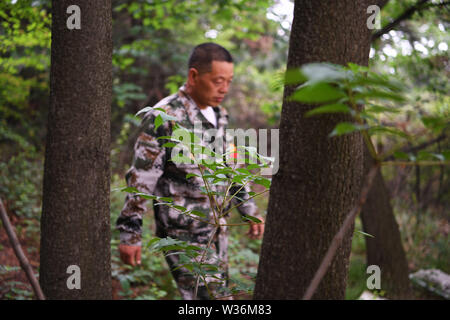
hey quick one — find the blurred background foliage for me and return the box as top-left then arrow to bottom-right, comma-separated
0,0 -> 448,299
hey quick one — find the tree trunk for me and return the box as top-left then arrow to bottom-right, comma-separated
361,145 -> 413,299
254,0 -> 372,299
40,0 -> 112,299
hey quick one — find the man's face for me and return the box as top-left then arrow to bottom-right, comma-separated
187,60 -> 234,109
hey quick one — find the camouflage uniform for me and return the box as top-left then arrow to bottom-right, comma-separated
116,84 -> 259,300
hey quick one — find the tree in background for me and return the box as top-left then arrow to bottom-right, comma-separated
360,0 -> 449,299
40,0 -> 112,299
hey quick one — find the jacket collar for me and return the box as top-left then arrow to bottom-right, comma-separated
178,84 -> 228,128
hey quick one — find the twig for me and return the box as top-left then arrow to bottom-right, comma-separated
372,0 -> 450,41
381,160 -> 450,166
302,165 -> 379,300
372,0 -> 430,41
382,131 -> 447,161
193,226 -> 218,299
221,189 -> 269,217
0,198 -> 45,300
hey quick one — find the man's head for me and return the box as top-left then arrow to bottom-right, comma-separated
186,43 -> 234,109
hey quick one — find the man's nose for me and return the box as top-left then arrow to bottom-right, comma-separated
219,82 -> 230,94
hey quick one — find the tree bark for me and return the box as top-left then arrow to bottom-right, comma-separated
254,0 -> 372,299
40,0 -> 112,299
360,145 -> 413,299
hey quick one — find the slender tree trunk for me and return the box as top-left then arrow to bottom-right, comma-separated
40,0 -> 112,299
361,146 -> 413,299
254,0 -> 372,299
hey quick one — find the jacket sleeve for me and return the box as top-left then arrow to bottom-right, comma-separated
116,111 -> 170,246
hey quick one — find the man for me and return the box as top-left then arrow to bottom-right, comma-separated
116,43 -> 264,300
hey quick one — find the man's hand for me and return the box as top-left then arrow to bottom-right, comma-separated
246,216 -> 265,240
119,244 -> 142,266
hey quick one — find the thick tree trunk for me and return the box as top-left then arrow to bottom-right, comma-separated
40,0 -> 112,299
361,146 -> 413,299
254,0 -> 372,299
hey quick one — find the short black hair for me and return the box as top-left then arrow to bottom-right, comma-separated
188,43 -> 233,74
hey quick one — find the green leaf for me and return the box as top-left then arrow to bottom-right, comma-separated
289,82 -> 345,103
154,114 -> 163,131
236,168 -> 251,175
232,175 -> 247,184
156,135 -> 173,140
305,103 -> 351,117
284,68 -> 307,85
431,153 -> 445,161
145,237 -> 161,249
356,230 -> 375,238
190,210 -> 206,218
254,177 -> 271,189
170,154 -> 194,164
159,112 -> 177,122
172,205 -> 187,212
421,116 -> 447,133
158,197 -> 173,203
162,142 -> 177,148
242,215 -> 262,223
185,173 -> 199,179
246,164 -> 260,170
119,186 -> 140,193
352,73 -> 404,92
417,151 -> 434,161
300,63 -> 347,84
441,151 -> 450,160
134,193 -> 158,200
354,90 -> 405,102
393,151 -> 409,160
368,126 -> 409,139
135,106 -> 153,117
329,122 -> 367,137
364,105 -> 401,114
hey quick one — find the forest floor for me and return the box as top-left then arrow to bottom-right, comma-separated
0,204 -> 448,300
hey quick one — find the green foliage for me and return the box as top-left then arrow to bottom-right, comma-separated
0,0 -> 51,149
0,265 -> 34,300
0,152 -> 43,219
113,82 -> 147,108
288,62 -> 449,166
1,0 -> 447,300
289,61 -> 449,299
116,106 -> 272,299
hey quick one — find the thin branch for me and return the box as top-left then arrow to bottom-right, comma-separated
372,0 -> 430,41
383,131 -> 447,161
302,165 -> 379,300
381,160 -> 450,166
221,189 -> 269,217
0,198 -> 45,300
193,226 -> 218,299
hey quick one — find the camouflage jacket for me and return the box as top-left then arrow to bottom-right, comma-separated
116,84 -> 259,246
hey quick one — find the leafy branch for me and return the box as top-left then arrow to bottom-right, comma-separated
121,106 -> 274,299
287,62 -> 449,299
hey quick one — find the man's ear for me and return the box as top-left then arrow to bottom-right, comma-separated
187,67 -> 199,87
